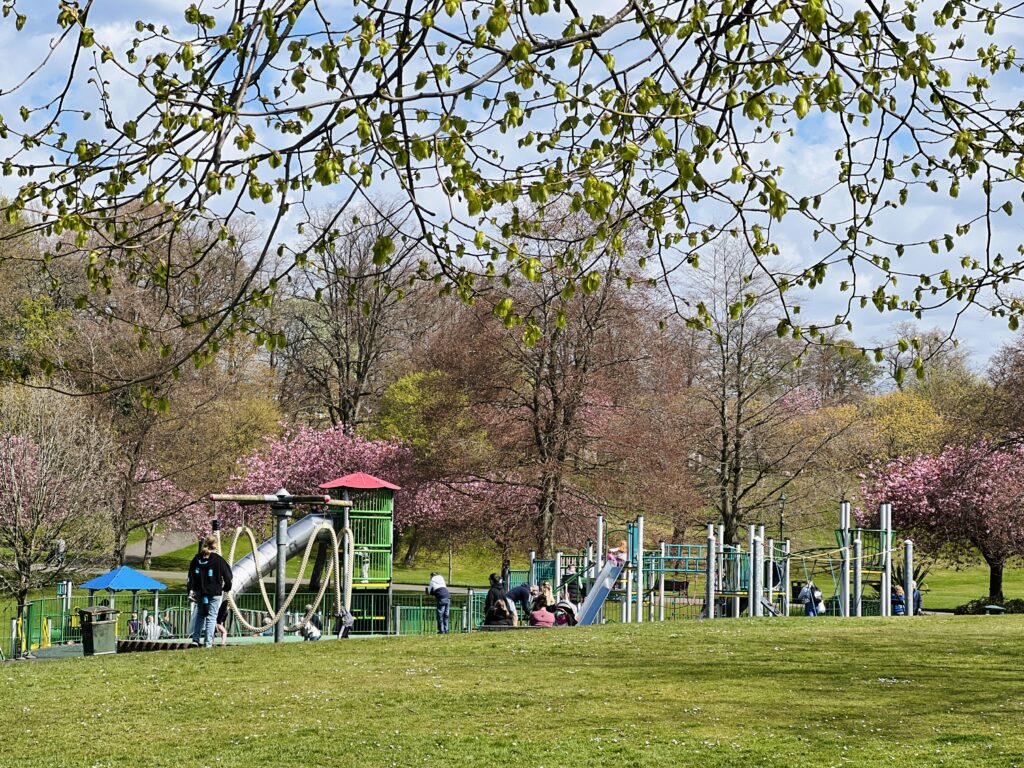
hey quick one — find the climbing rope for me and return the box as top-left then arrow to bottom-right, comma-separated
220,521 -> 354,635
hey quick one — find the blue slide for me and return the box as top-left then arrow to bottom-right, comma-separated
576,560 -> 626,625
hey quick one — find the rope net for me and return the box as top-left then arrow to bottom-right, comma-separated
219,522 -> 354,635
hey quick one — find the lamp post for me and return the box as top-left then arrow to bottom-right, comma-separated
778,492 -> 786,540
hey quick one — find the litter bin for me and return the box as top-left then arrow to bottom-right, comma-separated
78,606 -> 120,656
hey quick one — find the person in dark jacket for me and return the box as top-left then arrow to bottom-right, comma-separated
506,583 -> 536,618
426,573 -> 451,634
187,535 -> 233,648
484,573 -> 506,615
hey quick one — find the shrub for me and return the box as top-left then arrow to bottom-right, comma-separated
953,597 -> 1024,614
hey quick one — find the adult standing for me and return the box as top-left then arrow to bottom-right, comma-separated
427,572 -> 451,635
798,580 -> 820,617
187,535 -> 233,648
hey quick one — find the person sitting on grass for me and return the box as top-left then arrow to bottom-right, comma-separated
529,595 -> 556,628
253,612 -> 275,637
301,604 -> 323,641
484,593 -> 515,627
143,615 -> 167,641
539,580 -> 555,607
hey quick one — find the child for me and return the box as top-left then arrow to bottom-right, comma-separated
607,540 -> 628,565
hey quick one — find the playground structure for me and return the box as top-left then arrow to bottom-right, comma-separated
518,500 -> 916,624
214,472 -> 400,642
7,491 -> 921,656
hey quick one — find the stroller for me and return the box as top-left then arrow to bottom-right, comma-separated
551,600 -> 578,627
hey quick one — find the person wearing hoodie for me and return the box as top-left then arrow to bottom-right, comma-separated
187,535 -> 233,648
426,572 -> 452,634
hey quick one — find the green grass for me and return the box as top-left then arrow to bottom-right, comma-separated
1,616 -> 1023,766
392,539 -> 527,587
923,563 -> 1024,609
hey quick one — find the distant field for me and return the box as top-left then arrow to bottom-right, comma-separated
153,535 -> 523,588
921,563 -> 1024,609
0,616 -> 1021,767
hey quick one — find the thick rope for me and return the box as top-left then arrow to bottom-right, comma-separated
220,522 -> 353,635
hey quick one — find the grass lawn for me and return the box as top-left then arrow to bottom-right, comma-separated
923,563 -> 1024,610
392,539 -> 527,587
1,616 -> 1022,767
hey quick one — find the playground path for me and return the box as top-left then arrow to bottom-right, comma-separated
123,532 -> 196,564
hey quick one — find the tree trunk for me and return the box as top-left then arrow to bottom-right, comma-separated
537,472 -> 560,558
500,540 -> 512,587
402,527 -> 421,568
988,559 -> 1005,601
113,524 -> 129,566
143,523 -> 156,570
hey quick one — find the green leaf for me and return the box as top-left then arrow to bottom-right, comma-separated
372,235 -> 396,266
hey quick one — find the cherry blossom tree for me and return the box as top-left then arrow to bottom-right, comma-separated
184,426 -> 419,533
861,442 -> 1024,600
0,385 -> 116,615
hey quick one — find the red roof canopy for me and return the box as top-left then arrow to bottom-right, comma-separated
319,472 -> 401,491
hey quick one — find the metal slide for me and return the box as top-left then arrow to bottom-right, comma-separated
576,560 -> 626,625
228,513 -> 334,598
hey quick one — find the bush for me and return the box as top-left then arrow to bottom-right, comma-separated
953,597 -> 1024,614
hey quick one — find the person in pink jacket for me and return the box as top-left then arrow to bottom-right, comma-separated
528,595 -> 556,627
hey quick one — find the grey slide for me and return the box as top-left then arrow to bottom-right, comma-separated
576,560 -> 626,625
228,513 -> 334,598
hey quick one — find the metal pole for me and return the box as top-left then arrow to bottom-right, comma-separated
10,618 -> 17,660
783,539 -> 791,617
840,500 -> 851,618
393,604 -> 401,636
555,550 -> 563,601
625,521 -> 634,624
273,497 -> 292,644
716,525 -> 725,591
528,550 -> 536,585
767,537 -> 775,613
658,541 -> 666,622
749,528 -> 757,618
757,524 -> 765,618
596,515 -> 605,573
853,532 -> 863,618
904,539 -> 914,617
635,515 -> 644,624
733,543 -> 742,618
755,536 -> 764,617
706,525 -> 716,619
882,502 -> 892,617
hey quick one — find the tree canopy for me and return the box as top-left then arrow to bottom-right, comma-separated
2,1 -> 1023,388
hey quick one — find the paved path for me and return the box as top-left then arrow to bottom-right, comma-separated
123,532 -> 196,564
